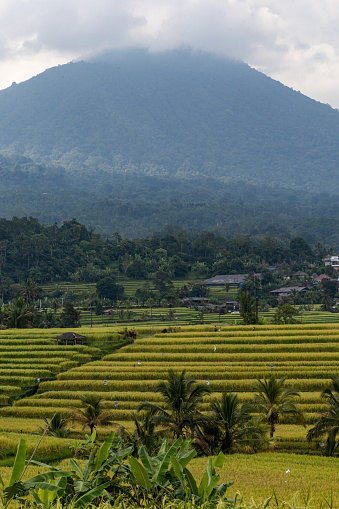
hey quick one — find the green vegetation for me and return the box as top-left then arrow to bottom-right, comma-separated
137,369 -> 211,440
253,376 -> 305,438
307,375 -> 339,455
0,432 -> 337,509
208,392 -> 264,454
0,50 -> 339,241
0,217 -> 338,333
69,394 -> 115,435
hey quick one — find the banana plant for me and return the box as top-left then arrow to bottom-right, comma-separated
0,438 -> 27,508
128,437 -> 233,506
173,451 -> 234,505
128,438 -> 192,499
21,432 -> 133,508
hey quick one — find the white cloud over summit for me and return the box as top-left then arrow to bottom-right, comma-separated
1,0 -> 339,107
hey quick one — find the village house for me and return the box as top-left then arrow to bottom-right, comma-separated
201,273 -> 261,286
324,255 -> 339,269
269,286 -> 310,298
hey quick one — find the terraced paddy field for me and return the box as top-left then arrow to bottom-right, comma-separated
79,306 -> 339,327
0,329 -> 105,405
1,323 -> 337,456
40,280 -> 339,326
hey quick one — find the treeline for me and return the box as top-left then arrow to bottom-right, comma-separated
0,216 -> 334,291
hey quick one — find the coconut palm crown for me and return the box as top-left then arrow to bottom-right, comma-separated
307,375 -> 339,455
209,391 -> 267,453
69,394 -> 114,435
137,369 -> 210,438
253,375 -> 305,438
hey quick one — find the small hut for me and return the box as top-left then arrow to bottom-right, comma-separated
54,332 -> 87,345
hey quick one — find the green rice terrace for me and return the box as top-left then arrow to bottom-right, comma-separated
0,323 -> 338,457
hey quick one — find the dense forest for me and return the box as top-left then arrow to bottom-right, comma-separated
0,216 -> 334,290
0,153 -> 338,244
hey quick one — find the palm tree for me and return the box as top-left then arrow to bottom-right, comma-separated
238,291 -> 256,325
289,288 -> 299,306
253,375 -> 305,438
137,369 -> 210,439
51,299 -> 60,315
208,392 -> 265,453
307,375 -> 339,456
20,278 -> 40,304
3,297 -> 35,328
38,412 -> 71,438
69,394 -> 114,435
117,411 -> 165,456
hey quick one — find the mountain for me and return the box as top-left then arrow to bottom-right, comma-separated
0,49 -> 338,244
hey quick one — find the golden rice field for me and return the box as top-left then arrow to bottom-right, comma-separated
0,323 -> 338,457
0,328 -> 101,404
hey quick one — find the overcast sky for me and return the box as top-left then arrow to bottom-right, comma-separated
1,0 -> 339,108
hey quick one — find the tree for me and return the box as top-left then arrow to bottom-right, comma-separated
253,375 -> 305,438
238,291 -> 256,325
96,276 -> 124,302
59,302 -> 81,327
126,258 -> 148,279
118,411 -> 164,456
169,255 -> 189,277
289,288 -> 299,305
190,284 -> 209,298
137,369 -> 210,439
322,280 -> 338,299
38,412 -> 71,438
3,297 -> 35,328
152,270 -> 174,296
307,375 -> 339,456
20,278 -> 40,304
272,303 -> 298,324
69,394 -> 114,435
39,309 -> 58,328
95,300 -> 103,316
321,294 -> 334,312
51,298 -> 60,315
290,237 -> 312,262
208,392 -> 263,453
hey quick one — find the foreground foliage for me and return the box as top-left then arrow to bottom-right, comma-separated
0,434 -> 337,509
0,433 -> 234,508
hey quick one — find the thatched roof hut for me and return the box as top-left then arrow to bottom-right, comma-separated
54,332 -> 87,345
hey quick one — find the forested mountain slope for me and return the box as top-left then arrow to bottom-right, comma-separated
0,49 -> 338,194
0,152 -> 338,244
0,49 -> 338,243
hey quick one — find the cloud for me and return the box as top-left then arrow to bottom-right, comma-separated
1,0 -> 339,106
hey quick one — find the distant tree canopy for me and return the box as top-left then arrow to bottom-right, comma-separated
96,277 -> 125,302
290,237 -> 313,262
59,302 -> 81,328
0,216 -> 336,297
